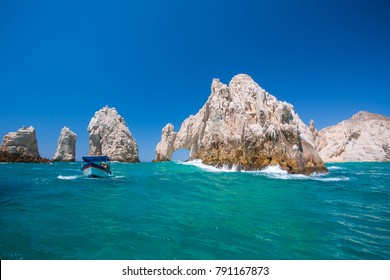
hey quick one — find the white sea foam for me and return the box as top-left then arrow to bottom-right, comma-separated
178,160 -> 238,173
327,166 -> 345,170
178,161 -> 350,181
248,165 -> 350,181
313,177 -> 350,182
257,165 -> 289,175
248,165 -> 307,180
57,175 -> 79,180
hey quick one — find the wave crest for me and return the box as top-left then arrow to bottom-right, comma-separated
251,165 -> 350,181
176,161 -> 350,181
177,160 -> 238,173
328,166 -> 345,170
57,175 -> 79,180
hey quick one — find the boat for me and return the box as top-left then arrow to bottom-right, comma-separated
81,155 -> 112,178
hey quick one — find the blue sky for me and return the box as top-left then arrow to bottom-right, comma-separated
0,0 -> 389,161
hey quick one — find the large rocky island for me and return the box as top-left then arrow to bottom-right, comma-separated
88,106 -> 139,162
155,74 -> 327,175
315,111 -> 390,162
0,126 -> 50,163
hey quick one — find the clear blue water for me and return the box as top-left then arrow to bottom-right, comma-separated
0,161 -> 389,260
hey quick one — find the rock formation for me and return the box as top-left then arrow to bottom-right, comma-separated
0,126 -> 50,163
52,126 -> 77,162
316,111 -> 390,162
155,123 -> 177,162
88,106 -> 139,162
155,74 -> 327,175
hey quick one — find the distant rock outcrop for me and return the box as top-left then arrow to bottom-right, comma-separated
52,126 -> 77,162
155,123 -> 177,162
0,126 -> 50,163
155,74 -> 327,175
316,111 -> 390,162
88,106 -> 139,162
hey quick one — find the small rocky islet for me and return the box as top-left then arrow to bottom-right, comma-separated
87,106 -> 139,162
1,74 -> 389,175
0,106 -> 140,164
0,126 -> 50,163
52,126 -> 77,162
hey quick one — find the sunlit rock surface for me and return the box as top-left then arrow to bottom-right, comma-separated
88,106 -> 139,162
52,126 -> 77,162
316,111 -> 390,162
156,74 -> 327,175
0,126 -> 50,162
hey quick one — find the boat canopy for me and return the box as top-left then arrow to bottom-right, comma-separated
82,155 -> 111,163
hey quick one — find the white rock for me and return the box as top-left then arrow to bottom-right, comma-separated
0,126 -> 48,162
155,123 -> 177,161
155,74 -> 326,174
52,126 -> 77,162
316,111 -> 390,162
88,106 -> 139,162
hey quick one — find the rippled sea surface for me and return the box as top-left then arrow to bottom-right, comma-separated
0,161 -> 389,259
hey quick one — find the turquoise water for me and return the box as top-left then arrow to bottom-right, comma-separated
0,161 -> 389,260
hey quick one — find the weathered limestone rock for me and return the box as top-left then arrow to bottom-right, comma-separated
0,126 -> 50,163
88,106 -> 139,162
155,74 -> 327,174
316,111 -> 390,162
52,126 -> 77,162
155,123 -> 177,161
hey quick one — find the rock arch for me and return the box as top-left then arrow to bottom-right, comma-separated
155,74 -> 327,175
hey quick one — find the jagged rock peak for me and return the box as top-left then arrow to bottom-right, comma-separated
155,74 -> 327,175
350,111 -> 389,122
0,126 -> 50,163
155,123 -> 177,162
88,106 -> 139,162
228,74 -> 260,90
316,111 -> 390,162
52,126 -> 77,162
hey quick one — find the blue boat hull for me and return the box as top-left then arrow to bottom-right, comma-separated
81,162 -> 112,178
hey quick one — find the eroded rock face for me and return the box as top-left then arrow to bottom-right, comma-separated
316,111 -> 390,162
155,123 -> 177,162
155,74 -> 327,174
52,126 -> 77,162
0,126 -> 50,162
88,106 -> 139,162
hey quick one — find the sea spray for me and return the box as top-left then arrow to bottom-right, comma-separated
57,175 -> 80,180
177,160 -> 238,173
178,160 -> 350,181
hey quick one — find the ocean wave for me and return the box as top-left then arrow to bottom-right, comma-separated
313,177 -> 350,182
57,175 -> 79,180
247,165 -> 307,180
177,160 -> 238,173
111,175 -> 126,180
177,161 -> 350,181
327,166 -> 345,170
248,165 -> 350,181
